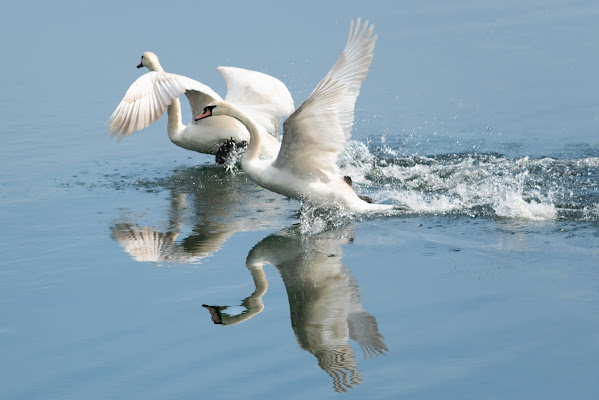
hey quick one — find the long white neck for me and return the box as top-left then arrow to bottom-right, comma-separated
166,98 -> 185,140
146,59 -> 164,73
221,103 -> 263,161
146,60 -> 185,140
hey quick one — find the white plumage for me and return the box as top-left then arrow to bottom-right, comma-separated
108,71 -> 220,137
275,18 -> 376,177
196,19 -> 393,212
107,52 -> 294,160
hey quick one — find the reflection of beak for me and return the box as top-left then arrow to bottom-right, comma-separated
136,62 -> 143,68
202,304 -> 224,324
195,109 -> 211,121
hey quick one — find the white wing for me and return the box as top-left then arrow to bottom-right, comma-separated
218,66 -> 294,137
107,71 -> 222,140
274,19 -> 376,177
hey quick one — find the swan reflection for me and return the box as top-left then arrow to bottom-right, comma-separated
203,224 -> 388,392
110,166 -> 292,265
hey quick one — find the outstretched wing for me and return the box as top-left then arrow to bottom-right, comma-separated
274,19 -> 376,178
107,71 -> 222,140
218,66 -> 294,137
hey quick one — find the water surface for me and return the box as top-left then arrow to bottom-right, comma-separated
1,0 -> 598,399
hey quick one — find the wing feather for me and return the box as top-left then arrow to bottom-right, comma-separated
218,66 -> 294,137
107,71 -> 223,140
274,18 -> 376,177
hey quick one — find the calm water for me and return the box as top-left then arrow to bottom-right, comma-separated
1,0 -> 599,398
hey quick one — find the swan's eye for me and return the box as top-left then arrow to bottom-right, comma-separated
195,105 -> 217,121
141,55 -> 144,59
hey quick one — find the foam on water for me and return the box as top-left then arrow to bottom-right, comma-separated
493,191 -> 557,221
67,137 -> 598,236
340,140 -> 598,222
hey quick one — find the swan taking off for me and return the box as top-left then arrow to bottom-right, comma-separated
196,19 -> 393,212
107,52 -> 294,163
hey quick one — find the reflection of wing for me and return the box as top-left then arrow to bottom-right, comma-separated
110,224 -> 229,264
208,224 -> 387,393
110,166 -> 293,266
271,227 -> 365,393
347,275 -> 389,359
314,344 -> 363,392
110,224 -> 182,263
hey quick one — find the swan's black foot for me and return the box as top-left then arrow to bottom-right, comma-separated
215,139 -> 248,164
358,195 -> 373,203
344,176 -> 372,203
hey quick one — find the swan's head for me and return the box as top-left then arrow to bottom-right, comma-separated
136,51 -> 162,71
195,101 -> 228,121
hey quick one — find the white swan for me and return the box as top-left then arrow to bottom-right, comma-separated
195,20 -> 393,211
107,52 -> 294,162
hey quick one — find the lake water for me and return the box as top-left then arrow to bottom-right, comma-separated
1,0 -> 598,398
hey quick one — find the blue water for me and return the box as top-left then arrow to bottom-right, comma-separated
1,0 -> 598,398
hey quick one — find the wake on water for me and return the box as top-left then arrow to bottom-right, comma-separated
80,135 -> 599,236
336,140 -> 599,224
190,135 -> 598,235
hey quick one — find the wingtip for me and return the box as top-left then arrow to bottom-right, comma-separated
348,17 -> 376,45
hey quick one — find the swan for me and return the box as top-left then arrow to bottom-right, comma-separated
195,19 -> 393,211
107,52 -> 294,163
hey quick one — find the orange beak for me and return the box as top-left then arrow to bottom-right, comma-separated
195,109 -> 212,121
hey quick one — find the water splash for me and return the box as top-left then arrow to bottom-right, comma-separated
339,140 -> 598,222
65,135 -> 597,228
299,205 -> 360,236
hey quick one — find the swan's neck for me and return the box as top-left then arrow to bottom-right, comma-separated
145,60 -> 184,140
167,98 -> 185,140
225,104 -> 262,161
147,61 -> 164,73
